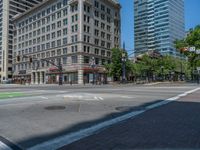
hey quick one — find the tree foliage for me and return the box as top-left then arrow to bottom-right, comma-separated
174,25 -> 200,70
105,48 -> 191,82
105,48 -> 132,81
130,55 -> 190,81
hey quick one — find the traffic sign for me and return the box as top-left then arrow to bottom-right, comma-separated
189,47 -> 196,52
196,50 -> 200,54
193,70 -> 198,74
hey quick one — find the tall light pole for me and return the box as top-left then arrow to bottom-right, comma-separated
58,59 -> 63,85
90,57 -> 96,85
161,66 -> 164,81
122,42 -> 126,83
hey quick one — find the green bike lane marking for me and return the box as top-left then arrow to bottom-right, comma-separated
0,92 -> 42,100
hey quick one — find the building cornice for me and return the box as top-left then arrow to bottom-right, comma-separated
13,0 -> 121,22
13,0 -> 53,22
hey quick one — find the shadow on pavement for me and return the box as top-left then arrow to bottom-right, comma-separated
14,99 -> 200,150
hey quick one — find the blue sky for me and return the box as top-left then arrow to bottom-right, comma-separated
119,0 -> 200,51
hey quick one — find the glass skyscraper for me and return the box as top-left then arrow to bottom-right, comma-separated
134,0 -> 185,56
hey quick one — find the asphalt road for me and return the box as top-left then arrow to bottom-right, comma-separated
0,83 -> 199,150
61,86 -> 200,150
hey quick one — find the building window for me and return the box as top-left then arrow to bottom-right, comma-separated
63,56 -> 67,64
84,56 -> 90,63
52,32 -> 56,39
95,1 -> 99,8
57,21 -> 61,27
51,50 -> 56,57
63,8 -> 68,16
63,0 -> 68,6
57,30 -> 61,37
63,18 -> 68,26
57,2 -> 62,9
57,11 -> 61,18
101,5 -> 105,11
63,37 -> 67,45
63,48 -> 67,54
71,55 -> 77,63
95,48 -> 99,55
57,49 -> 61,55
51,41 -> 55,48
52,14 -> 56,21
57,39 -> 61,46
63,28 -> 67,35
52,23 -> 56,30
71,4 -> 78,12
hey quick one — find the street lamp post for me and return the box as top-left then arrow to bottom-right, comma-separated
188,47 -> 200,84
122,52 -> 126,83
58,60 -> 63,85
161,66 -> 164,81
180,50 -> 184,81
90,57 -> 96,85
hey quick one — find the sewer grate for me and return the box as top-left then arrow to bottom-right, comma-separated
45,106 -> 66,110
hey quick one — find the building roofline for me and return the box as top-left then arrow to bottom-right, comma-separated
13,0 -> 121,22
13,0 -> 52,21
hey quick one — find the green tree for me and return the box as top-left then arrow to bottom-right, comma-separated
104,48 -> 132,81
132,54 -> 191,81
175,25 -> 200,79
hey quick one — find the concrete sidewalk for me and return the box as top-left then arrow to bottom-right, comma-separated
59,90 -> 200,150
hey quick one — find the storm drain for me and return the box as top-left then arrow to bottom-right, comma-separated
45,106 -> 66,110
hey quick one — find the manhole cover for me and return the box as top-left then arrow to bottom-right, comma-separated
45,106 -> 66,110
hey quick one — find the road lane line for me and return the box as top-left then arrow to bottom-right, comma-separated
0,141 -> 12,150
40,96 -> 49,99
0,136 -> 22,150
28,87 -> 200,150
98,97 -> 104,100
120,96 -> 134,99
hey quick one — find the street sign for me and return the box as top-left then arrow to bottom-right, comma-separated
193,70 -> 198,74
189,47 -> 196,52
196,50 -> 200,54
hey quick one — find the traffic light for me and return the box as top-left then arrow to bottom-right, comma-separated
29,57 -> 33,63
17,55 -> 20,62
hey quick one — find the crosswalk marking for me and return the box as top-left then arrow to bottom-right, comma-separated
63,93 -> 104,101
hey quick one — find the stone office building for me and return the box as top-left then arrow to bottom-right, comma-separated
12,0 -> 121,84
0,0 -> 43,83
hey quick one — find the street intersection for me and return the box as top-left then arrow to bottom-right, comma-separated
0,83 -> 199,150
